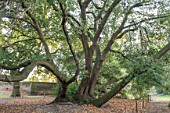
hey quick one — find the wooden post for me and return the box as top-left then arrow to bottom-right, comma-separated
21,93 -> 23,98
148,95 -> 152,102
136,100 -> 138,113
43,91 -> 46,99
142,99 -> 145,109
145,99 -> 148,107
131,108 -> 134,113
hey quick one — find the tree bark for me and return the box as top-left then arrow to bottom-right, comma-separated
154,42 -> 170,61
76,77 -> 91,103
88,69 -> 100,98
51,81 -> 69,103
90,41 -> 170,107
11,82 -> 21,97
91,74 -> 135,107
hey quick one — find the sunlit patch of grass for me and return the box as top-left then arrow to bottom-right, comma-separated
155,95 -> 170,101
0,93 -> 11,98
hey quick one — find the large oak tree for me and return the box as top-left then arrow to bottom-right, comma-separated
0,0 -> 170,107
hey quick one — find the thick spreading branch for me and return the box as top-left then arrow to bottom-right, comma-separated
59,3 -> 80,84
95,0 -> 107,21
154,42 -> 170,61
84,2 -> 143,97
0,61 -> 36,82
0,60 -> 31,70
0,74 -> 24,82
36,61 -> 66,82
78,0 -> 93,72
0,59 -> 66,82
101,2 -> 145,62
92,40 -> 170,107
83,0 -> 92,8
117,28 -> 138,39
91,0 -> 121,47
48,0 -> 81,27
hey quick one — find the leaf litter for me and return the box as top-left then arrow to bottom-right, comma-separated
0,97 -> 169,113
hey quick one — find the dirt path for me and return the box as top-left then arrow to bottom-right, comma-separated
145,102 -> 170,113
0,98 -> 7,103
145,96 -> 170,113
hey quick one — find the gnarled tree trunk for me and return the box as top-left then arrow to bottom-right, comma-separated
91,42 -> 170,107
51,80 -> 69,103
76,77 -> 92,103
11,82 -> 21,97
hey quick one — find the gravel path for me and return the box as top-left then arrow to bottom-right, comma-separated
144,96 -> 170,113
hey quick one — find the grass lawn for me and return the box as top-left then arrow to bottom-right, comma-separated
153,95 -> 170,101
0,93 -> 11,98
